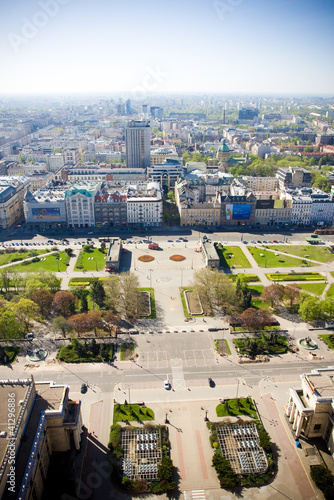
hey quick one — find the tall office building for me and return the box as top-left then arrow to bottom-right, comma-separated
125,99 -> 131,115
125,120 -> 151,169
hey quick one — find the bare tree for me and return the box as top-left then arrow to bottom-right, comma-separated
261,284 -> 285,309
192,268 -> 216,314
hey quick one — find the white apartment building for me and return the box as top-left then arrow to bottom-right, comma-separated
127,182 -> 163,227
290,196 -> 312,225
65,181 -> 101,228
47,153 -> 65,172
310,201 -> 334,225
241,176 -> 278,192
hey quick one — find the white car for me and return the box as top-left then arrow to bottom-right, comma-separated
164,380 -> 170,390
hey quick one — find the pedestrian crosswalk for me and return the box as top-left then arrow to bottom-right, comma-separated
171,358 -> 187,390
190,490 -> 206,500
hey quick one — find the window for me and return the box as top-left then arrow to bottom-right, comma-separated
314,424 -> 321,431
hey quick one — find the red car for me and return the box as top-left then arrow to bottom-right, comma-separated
273,240 -> 278,243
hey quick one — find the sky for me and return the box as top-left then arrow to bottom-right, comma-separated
0,0 -> 334,96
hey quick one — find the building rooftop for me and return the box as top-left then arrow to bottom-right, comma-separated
306,370 -> 334,399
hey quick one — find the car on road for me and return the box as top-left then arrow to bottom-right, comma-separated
88,231 -> 93,235
167,239 -> 173,242
257,240 -> 262,244
164,380 -> 171,390
81,383 -> 88,394
182,238 -> 188,242
208,377 -> 215,388
175,239 -> 181,243
243,241 -> 248,244
273,240 -> 278,243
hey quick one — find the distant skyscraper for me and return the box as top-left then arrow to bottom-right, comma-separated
126,120 -> 151,169
125,99 -> 131,115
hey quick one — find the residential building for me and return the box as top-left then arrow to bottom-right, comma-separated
220,193 -> 256,226
46,152 -> 65,172
238,108 -> 259,120
284,367 -> 334,455
255,199 -> 292,226
282,187 -> 334,226
27,171 -> 55,192
65,181 -> 101,228
63,148 -> 80,165
277,166 -> 312,190
150,147 -> 179,166
0,176 -> 30,229
125,120 -> 151,169
94,187 -> 127,228
59,166 -> 146,183
175,178 -> 221,226
0,377 -> 82,500
126,182 -> 163,227
241,176 -> 278,192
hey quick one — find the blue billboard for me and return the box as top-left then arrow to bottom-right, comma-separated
225,204 -> 251,220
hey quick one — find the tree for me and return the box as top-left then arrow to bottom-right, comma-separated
90,280 -> 106,309
26,271 -> 60,296
241,308 -> 273,331
52,291 -> 76,318
104,310 -> 120,336
83,244 -> 91,253
31,289 -> 54,317
118,272 -> 142,322
65,247 -> 73,257
104,276 -> 120,311
284,284 -> 301,308
321,297 -> 334,319
0,268 -> 13,293
80,295 -> 88,313
51,316 -> 72,338
192,268 -> 216,314
0,308 -> 25,339
87,309 -> 103,335
68,313 -> 90,336
261,284 -> 285,308
214,272 -> 240,315
212,453 -> 239,488
299,296 -> 321,322
10,298 -> 39,333
100,241 -> 106,253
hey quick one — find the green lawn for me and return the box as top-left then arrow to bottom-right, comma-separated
14,251 -> 70,272
216,398 -> 258,419
0,347 -> 21,364
113,403 -> 154,424
74,248 -> 107,271
247,246 -> 313,268
140,288 -> 156,319
319,334 -> 334,349
120,342 -> 135,360
268,244 -> 334,263
229,274 -> 260,283
266,272 -> 325,281
297,283 -> 327,295
248,285 -> 264,295
251,298 -> 271,310
215,245 -> 250,269
0,249 -> 48,267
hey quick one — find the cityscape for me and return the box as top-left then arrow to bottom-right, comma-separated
1,1 -> 334,500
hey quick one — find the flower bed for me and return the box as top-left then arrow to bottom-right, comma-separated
170,254 -> 186,262
266,272 -> 324,281
184,290 -> 203,315
138,255 -> 155,262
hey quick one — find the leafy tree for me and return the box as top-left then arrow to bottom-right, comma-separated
80,295 -> 88,313
299,296 -> 321,321
51,316 -> 72,337
100,241 -> 106,253
90,280 -> 106,309
0,268 -> 13,293
321,296 -> 334,319
0,308 -> 25,339
65,247 -> 73,256
104,310 -> 120,336
31,289 -> 54,317
241,308 -> 274,331
10,298 -> 39,333
83,244 -> 91,253
193,268 -> 216,314
104,276 -> 120,311
52,291 -> 76,318
68,313 -> 90,336
212,453 -> 239,488
118,272 -> 142,322
261,284 -> 285,308
87,309 -> 103,335
284,284 -> 301,308
214,272 -> 240,315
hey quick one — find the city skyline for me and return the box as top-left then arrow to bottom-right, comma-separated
1,0 -> 334,95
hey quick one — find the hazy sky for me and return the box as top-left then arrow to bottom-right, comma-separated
1,0 -> 334,96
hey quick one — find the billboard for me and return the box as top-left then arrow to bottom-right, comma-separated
32,207 -> 61,219
225,204 -> 251,220
256,200 -> 274,210
274,199 -> 291,209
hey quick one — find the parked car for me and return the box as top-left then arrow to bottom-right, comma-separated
273,240 -> 278,243
164,380 -> 171,390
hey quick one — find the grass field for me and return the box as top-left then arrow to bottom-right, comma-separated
251,298 -> 271,310
216,398 -> 258,419
297,283 -> 327,295
0,249 -> 48,267
248,285 -> 264,294
120,342 -> 134,360
319,334 -> 334,349
326,284 -> 334,297
113,404 -> 154,424
139,288 -> 156,319
215,245 -> 250,269
247,246 -> 313,268
74,248 -> 107,271
268,244 -> 334,263
14,251 -> 70,272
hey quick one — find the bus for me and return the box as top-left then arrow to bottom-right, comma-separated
314,229 -> 334,235
98,237 -> 111,242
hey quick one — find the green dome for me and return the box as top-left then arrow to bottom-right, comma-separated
218,142 -> 231,152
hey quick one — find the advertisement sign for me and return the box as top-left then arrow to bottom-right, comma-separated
32,207 -> 61,219
225,204 -> 251,220
256,200 -> 274,210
